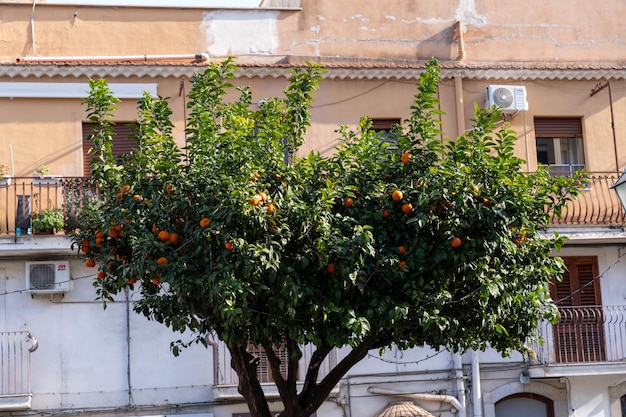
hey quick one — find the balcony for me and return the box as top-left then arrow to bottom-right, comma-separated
0,176 -> 99,235
0,173 -> 624,235
528,305 -> 626,376
0,331 -> 38,411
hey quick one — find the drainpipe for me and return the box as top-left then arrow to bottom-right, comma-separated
367,386 -> 464,414
452,352 -> 467,417
15,53 -> 210,63
454,21 -> 466,61
471,350 -> 482,417
454,76 -> 466,137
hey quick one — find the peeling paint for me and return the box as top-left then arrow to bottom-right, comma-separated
455,0 -> 487,27
201,10 -> 279,57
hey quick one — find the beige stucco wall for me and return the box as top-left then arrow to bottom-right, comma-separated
2,1 -> 626,63
2,0 -> 626,174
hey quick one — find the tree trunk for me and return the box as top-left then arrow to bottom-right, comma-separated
230,344 -> 273,417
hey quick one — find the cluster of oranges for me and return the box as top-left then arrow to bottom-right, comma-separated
248,190 -> 277,214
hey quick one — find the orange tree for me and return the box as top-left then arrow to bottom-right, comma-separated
74,58 -> 585,417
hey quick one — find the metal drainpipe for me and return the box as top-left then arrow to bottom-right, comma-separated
125,287 -> 133,407
367,387 -> 464,414
453,352 -> 467,417
471,350 -> 482,417
15,53 -> 210,63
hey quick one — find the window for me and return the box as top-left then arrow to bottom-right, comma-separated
370,118 -> 401,149
82,123 -> 137,177
549,256 -> 605,363
247,341 -> 290,383
535,118 -> 585,175
495,393 -> 554,417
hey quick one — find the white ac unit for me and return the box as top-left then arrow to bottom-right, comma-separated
25,261 -> 72,294
486,85 -> 528,112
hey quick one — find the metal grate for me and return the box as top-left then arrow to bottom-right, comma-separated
28,264 -> 55,290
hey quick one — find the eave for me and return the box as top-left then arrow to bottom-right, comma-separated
2,58 -> 626,82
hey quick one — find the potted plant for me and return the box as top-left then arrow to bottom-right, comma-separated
0,164 -> 11,186
32,208 -> 65,234
33,165 -> 62,185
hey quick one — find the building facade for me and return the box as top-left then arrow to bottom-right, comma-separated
1,1 -> 626,417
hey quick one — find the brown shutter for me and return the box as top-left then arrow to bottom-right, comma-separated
534,118 -> 582,138
550,256 -> 605,362
82,122 -> 137,176
370,118 -> 401,132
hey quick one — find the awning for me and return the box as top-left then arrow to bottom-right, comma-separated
375,401 -> 436,417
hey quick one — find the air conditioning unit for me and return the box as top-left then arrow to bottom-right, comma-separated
486,85 -> 528,112
25,261 -> 72,294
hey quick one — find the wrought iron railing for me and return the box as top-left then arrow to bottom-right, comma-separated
529,305 -> 626,365
0,176 -> 98,235
0,173 -> 624,235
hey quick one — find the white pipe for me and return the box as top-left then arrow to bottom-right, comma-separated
15,53 -> 210,63
9,144 -> 15,176
367,386 -> 463,414
453,352 -> 467,417
471,350 -> 482,417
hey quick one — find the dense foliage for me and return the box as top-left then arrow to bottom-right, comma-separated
74,58 -> 585,417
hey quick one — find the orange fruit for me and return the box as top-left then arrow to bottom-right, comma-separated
169,232 -> 179,245
269,225 -> 278,234
200,217 -> 211,228
151,276 -> 160,285
248,195 -> 262,206
121,185 -> 131,193
402,203 -> 413,214
450,237 -> 462,248
85,259 -> 96,268
166,183 -> 174,195
399,260 -> 407,269
81,245 -> 91,254
482,197 -> 490,206
97,271 -> 106,280
151,225 -> 159,233
95,237 -> 104,248
401,152 -> 411,164
259,192 -> 268,203
327,263 -> 336,273
158,230 -> 170,242
267,203 -> 277,214
398,245 -> 406,256
128,277 -> 137,285
157,256 -> 168,265
133,194 -> 142,200
224,242 -> 233,250
381,209 -> 391,218
95,231 -> 105,239
344,197 -> 354,208
113,224 -> 123,232
392,189 -> 403,202
108,229 -> 119,239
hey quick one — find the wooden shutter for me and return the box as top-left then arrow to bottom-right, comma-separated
534,118 -> 582,138
82,122 -> 137,177
550,256 -> 605,362
247,341 -> 289,383
370,118 -> 401,132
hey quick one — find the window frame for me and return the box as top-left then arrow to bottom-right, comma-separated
534,117 -> 585,175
